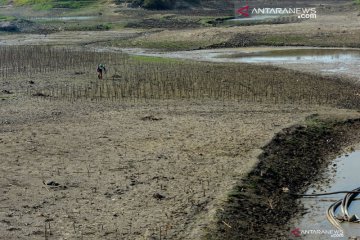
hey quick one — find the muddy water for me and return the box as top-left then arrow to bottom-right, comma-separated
121,47 -> 360,82
218,48 -> 360,63
224,15 -> 283,24
291,150 -> 360,239
31,16 -> 97,21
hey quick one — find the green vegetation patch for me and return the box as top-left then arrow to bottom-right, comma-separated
255,33 -> 360,48
12,0 -> 98,9
0,15 -> 16,21
130,55 -> 181,63
117,0 -> 201,9
13,0 -> 52,9
115,38 -> 214,51
132,40 -> 205,50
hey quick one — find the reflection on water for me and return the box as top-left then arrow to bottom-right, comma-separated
31,16 -> 97,21
294,151 -> 360,239
227,15 -> 281,21
219,49 -> 360,63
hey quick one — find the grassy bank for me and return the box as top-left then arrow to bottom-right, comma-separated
9,0 -> 99,10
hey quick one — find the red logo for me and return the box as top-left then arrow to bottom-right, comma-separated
223,0 -> 251,18
237,5 -> 250,17
291,228 -> 301,237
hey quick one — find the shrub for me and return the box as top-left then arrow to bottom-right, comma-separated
143,0 -> 175,9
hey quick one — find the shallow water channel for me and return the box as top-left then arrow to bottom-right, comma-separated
291,150 -> 360,239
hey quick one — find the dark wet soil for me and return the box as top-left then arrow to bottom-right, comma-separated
0,19 -> 58,34
125,16 -> 204,29
205,115 -> 360,240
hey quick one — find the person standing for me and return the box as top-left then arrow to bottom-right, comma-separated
97,64 -> 107,79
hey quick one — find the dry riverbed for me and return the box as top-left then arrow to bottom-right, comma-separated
1,3 -> 360,238
2,96 -> 358,239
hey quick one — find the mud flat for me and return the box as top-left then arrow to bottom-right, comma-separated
2,98 -> 340,240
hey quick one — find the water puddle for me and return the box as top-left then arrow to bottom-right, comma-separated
227,15 -> 281,21
217,48 -> 360,64
292,150 -> 360,239
31,16 -> 97,21
224,15 -> 284,24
